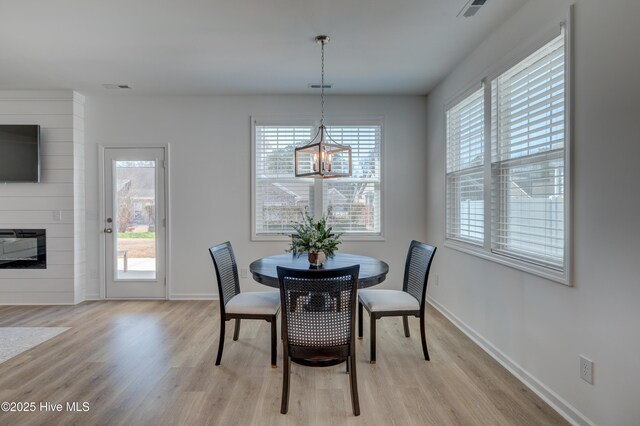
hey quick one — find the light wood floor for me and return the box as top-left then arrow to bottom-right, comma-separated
0,301 -> 567,425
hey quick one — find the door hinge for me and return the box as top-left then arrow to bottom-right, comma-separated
162,159 -> 167,168
163,218 -> 166,228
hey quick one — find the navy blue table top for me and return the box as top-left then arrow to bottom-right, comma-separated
249,253 -> 389,289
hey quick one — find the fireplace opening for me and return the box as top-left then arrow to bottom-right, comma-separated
0,229 -> 46,269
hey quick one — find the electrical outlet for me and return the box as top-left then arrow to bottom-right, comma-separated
52,210 -> 62,222
580,355 -> 593,384
240,268 -> 248,279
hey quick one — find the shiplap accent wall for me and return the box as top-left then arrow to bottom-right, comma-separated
73,94 -> 86,304
0,90 -> 85,304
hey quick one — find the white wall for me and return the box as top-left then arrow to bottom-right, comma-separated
0,91 -> 85,304
425,1 -> 640,425
84,95 -> 428,299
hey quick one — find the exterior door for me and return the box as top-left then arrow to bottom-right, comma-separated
103,147 -> 166,298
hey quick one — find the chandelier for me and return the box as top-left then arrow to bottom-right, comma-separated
294,35 -> 352,178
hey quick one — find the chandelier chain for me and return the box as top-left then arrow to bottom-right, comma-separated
320,40 -> 325,126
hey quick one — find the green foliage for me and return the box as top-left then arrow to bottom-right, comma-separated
117,232 -> 156,239
287,213 -> 343,257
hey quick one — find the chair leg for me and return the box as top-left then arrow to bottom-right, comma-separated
420,313 -> 430,361
349,355 -> 360,416
370,314 -> 376,364
215,319 -> 226,366
358,302 -> 363,339
281,354 -> 291,414
403,316 -> 410,338
270,316 -> 277,368
233,319 -> 241,341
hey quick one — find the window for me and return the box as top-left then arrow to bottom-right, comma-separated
324,126 -> 381,233
446,87 -> 485,245
491,32 -> 566,269
253,119 -> 383,239
445,27 -> 569,282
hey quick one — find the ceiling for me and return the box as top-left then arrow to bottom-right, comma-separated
0,0 -> 527,95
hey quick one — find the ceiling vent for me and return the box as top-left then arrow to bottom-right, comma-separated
458,0 -> 487,18
102,84 -> 132,90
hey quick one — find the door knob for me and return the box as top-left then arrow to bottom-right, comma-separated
104,228 -> 113,234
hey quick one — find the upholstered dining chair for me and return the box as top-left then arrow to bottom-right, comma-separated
209,242 -> 280,367
277,265 -> 360,416
358,240 -> 436,363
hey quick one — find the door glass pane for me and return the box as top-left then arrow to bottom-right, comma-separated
115,161 -> 157,279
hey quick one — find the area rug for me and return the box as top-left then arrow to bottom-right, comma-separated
0,327 -> 70,364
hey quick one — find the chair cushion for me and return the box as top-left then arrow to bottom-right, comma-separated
226,291 -> 280,315
358,289 -> 419,313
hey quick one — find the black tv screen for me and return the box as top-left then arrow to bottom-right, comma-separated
0,125 -> 40,183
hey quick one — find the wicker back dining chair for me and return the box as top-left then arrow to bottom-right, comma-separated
358,240 -> 436,363
277,265 -> 360,416
209,242 -> 280,367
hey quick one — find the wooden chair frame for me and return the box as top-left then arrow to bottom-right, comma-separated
277,265 -> 360,416
209,242 -> 279,367
358,241 -> 436,363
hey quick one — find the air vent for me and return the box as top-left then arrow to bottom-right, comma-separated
102,84 -> 132,90
308,84 -> 332,89
458,0 -> 487,18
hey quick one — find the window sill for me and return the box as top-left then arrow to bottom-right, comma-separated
252,234 -> 292,242
252,233 -> 385,242
444,239 -> 570,286
342,234 -> 385,242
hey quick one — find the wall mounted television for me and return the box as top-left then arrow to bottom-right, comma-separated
0,125 -> 41,183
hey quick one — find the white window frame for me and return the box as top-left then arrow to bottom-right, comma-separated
445,83 -> 486,247
251,116 -> 385,242
444,12 -> 572,286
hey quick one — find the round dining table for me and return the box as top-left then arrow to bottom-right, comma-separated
249,253 -> 389,288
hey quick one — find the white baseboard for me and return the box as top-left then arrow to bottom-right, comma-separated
0,302 -> 76,306
83,293 -> 219,301
427,296 -> 595,426
169,293 -> 218,300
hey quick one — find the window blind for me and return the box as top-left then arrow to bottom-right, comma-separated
324,126 -> 381,234
491,31 -> 565,269
446,87 -> 485,245
254,125 -> 314,234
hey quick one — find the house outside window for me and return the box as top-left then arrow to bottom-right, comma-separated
252,118 -> 383,240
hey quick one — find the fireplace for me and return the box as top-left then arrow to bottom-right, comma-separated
0,229 -> 46,269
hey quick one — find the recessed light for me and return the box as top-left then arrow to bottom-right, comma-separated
102,84 -> 132,90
